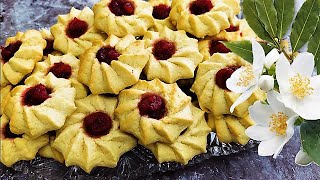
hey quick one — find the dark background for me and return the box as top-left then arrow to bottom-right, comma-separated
0,0 -> 319,179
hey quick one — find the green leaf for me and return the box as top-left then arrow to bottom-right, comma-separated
300,120 -> 320,166
274,0 -> 295,39
308,21 -> 320,75
255,0 -> 278,40
222,41 -> 274,63
242,0 -> 274,43
290,0 -> 320,52
223,41 -> 253,63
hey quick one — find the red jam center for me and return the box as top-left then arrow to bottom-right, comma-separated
189,0 -> 213,15
2,123 -> 22,139
83,112 -> 112,138
1,41 -> 22,63
49,62 -> 72,79
225,25 -> 240,32
96,46 -> 121,65
138,93 -> 167,120
109,0 -> 135,16
215,66 -> 239,90
22,84 -> 52,106
66,18 -> 88,39
209,41 -> 231,55
152,39 -> 176,60
152,4 -> 171,20
43,39 -> 54,56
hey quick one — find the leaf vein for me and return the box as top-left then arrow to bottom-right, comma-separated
293,0 -> 316,51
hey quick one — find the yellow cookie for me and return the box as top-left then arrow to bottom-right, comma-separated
116,79 -> 193,145
53,95 -> 137,173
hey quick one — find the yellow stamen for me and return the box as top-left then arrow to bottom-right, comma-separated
236,65 -> 255,87
269,112 -> 288,136
289,73 -> 314,99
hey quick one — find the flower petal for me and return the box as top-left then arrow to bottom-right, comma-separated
230,86 -> 256,113
268,91 -> 298,119
252,40 -> 265,76
248,101 -> 273,125
273,116 -> 297,158
295,150 -> 314,166
245,125 -> 275,141
293,94 -> 320,120
291,52 -> 315,77
276,54 -> 292,93
311,75 -> 320,91
258,75 -> 274,91
277,93 -> 299,113
264,49 -> 280,69
258,136 -> 286,157
226,67 -> 253,93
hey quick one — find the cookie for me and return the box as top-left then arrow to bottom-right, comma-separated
116,79 -> 193,145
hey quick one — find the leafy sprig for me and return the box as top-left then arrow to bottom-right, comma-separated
234,0 -> 320,166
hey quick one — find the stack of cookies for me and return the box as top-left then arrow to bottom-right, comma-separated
0,0 -> 265,173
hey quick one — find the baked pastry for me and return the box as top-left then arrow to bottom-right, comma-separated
199,18 -> 257,60
51,7 -> 106,57
93,0 -> 154,37
1,85 -> 12,116
191,53 -> 265,117
169,0 -> 240,38
1,30 -> 47,85
38,131 -> 64,163
78,34 -> 149,94
4,73 -> 76,138
207,113 -> 254,145
149,0 -> 175,31
0,115 -> 48,167
145,105 -> 211,164
115,79 -> 193,145
40,29 -> 63,57
52,95 -> 137,173
143,27 -> 203,83
25,54 -> 88,99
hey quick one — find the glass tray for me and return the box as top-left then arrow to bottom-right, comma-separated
0,133 -> 257,179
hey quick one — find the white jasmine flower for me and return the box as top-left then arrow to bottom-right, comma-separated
295,149 -> 315,166
264,49 -> 280,69
226,40 -> 278,113
258,75 -> 274,91
276,52 -> 320,120
246,91 -> 298,158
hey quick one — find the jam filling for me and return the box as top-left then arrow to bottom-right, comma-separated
43,39 -> 54,56
138,93 -> 167,120
22,84 -> 52,106
96,46 -> 121,65
83,112 -> 112,138
215,66 -> 239,90
209,40 -> 231,55
225,25 -> 240,32
109,0 -> 135,16
66,18 -> 88,39
48,62 -> 72,79
189,0 -> 213,15
152,39 -> 176,60
2,123 -> 22,139
1,41 -> 22,63
152,4 -> 171,20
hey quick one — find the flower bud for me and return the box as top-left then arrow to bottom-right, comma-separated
258,75 -> 274,91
